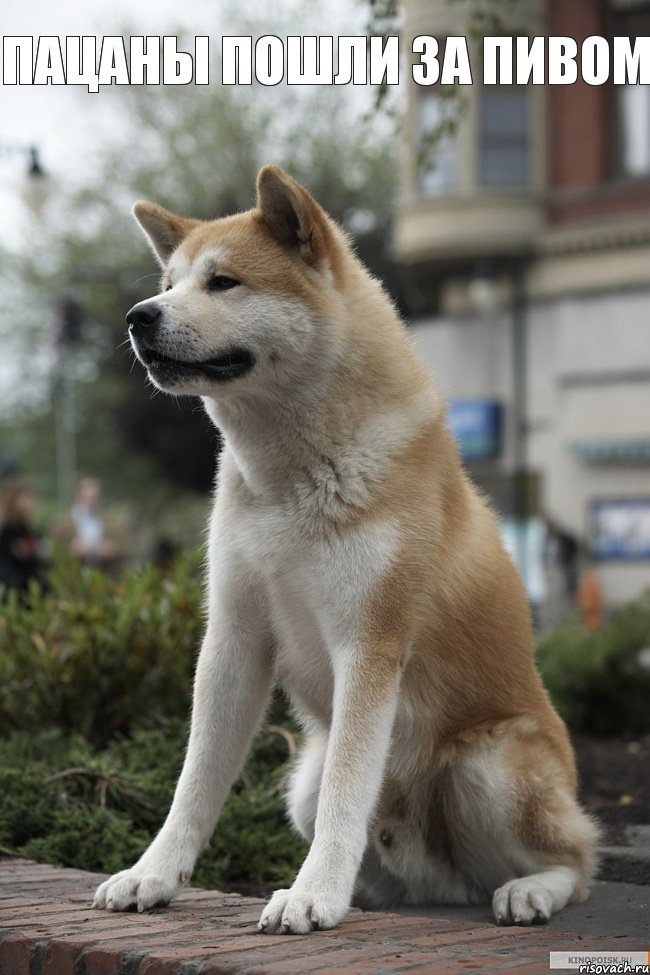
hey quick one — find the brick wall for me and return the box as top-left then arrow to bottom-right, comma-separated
547,0 -> 610,194
547,0 -> 650,225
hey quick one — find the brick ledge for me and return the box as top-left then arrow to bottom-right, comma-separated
0,858 -> 644,975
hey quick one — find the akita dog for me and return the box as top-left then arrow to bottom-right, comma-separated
93,166 -> 597,933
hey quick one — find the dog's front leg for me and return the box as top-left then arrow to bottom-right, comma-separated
94,595 -> 273,913
259,642 -> 401,934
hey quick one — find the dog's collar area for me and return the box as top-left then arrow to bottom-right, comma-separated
140,346 -> 255,382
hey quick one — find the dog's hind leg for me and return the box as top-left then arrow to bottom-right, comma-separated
377,715 -> 600,923
492,780 -> 599,924
287,734 -> 327,842
492,865 -> 581,925
492,742 -> 600,925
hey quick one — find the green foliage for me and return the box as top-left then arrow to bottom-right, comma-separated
537,593 -> 650,735
0,551 -> 306,889
0,724 -> 307,891
0,548 -> 203,745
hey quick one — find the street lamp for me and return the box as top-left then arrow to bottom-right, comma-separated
23,146 -> 51,214
510,257 -> 530,595
0,144 -> 73,509
52,298 -> 82,509
0,143 -> 51,214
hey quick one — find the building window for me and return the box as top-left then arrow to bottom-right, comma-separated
479,89 -> 529,188
416,90 -> 459,196
609,2 -> 650,178
618,84 -> 650,176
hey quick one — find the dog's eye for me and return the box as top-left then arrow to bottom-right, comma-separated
165,283 -> 173,292
208,275 -> 240,291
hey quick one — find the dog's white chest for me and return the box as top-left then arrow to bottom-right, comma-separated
240,501 -> 399,724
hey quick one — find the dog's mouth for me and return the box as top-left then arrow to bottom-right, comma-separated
140,347 -> 255,383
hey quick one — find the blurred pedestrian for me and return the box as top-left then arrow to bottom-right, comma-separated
0,477 -> 46,593
152,536 -> 178,573
577,570 -> 604,632
542,514 -> 580,626
69,476 -> 122,569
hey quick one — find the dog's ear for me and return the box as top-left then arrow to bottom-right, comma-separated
256,166 -> 329,267
132,202 -> 198,266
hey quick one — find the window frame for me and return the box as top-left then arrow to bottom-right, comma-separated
478,86 -> 531,190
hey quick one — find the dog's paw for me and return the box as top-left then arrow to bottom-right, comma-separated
492,878 -> 553,926
93,867 -> 182,913
258,886 -> 349,935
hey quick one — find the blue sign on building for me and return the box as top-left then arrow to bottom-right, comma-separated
447,400 -> 503,461
589,498 -> 650,561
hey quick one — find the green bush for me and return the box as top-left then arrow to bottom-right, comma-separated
4,552 -> 649,889
0,723 -> 307,891
0,549 -> 204,745
0,551 -> 307,890
537,592 -> 650,735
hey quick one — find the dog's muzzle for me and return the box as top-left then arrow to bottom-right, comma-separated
126,300 -> 256,385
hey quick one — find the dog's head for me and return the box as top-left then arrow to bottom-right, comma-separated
127,166 -> 349,400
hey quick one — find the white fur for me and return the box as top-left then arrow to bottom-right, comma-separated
493,867 -> 578,925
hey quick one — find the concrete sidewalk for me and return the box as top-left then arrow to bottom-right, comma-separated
0,858 -> 647,975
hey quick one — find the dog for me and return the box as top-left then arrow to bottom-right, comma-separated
93,166 -> 598,933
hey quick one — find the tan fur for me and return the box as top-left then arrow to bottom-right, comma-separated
94,166 -> 598,932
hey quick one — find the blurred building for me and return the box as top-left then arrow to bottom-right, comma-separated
395,0 -> 650,607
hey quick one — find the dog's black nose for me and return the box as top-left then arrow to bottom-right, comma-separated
126,300 -> 161,334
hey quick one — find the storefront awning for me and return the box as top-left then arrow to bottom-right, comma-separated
571,440 -> 650,464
